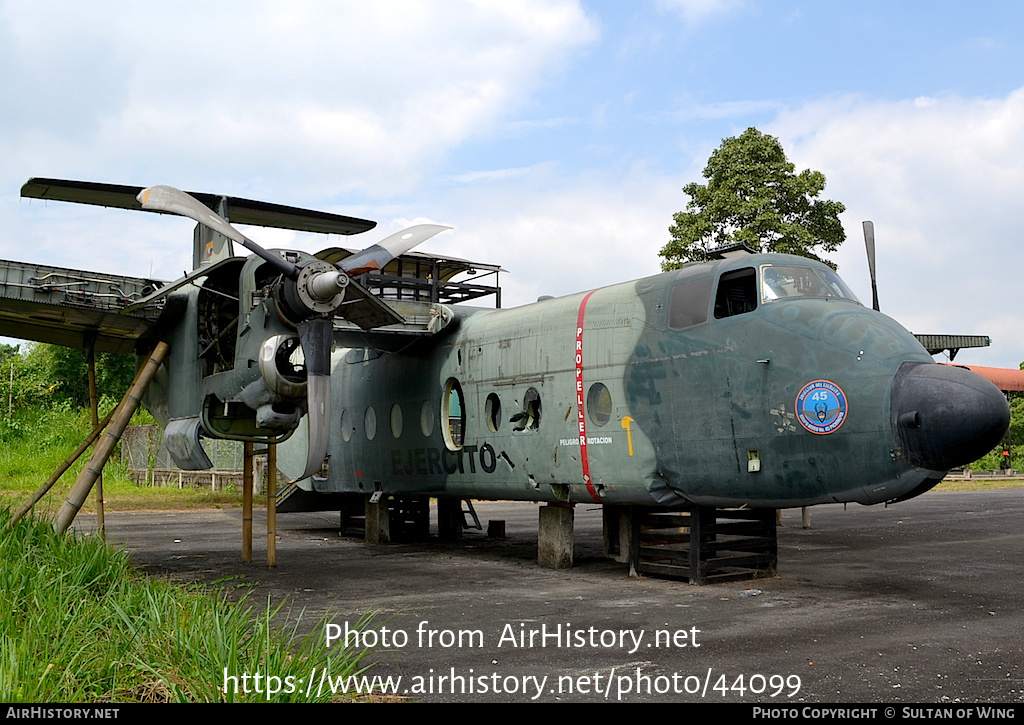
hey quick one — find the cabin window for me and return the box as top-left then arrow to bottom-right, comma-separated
364,406 -> 377,440
420,400 -> 434,437
442,378 -> 465,450
512,388 -> 542,431
760,264 -> 862,305
587,383 -> 612,427
390,403 -> 403,439
714,268 -> 758,319
340,408 -> 352,442
485,393 -> 502,432
668,276 -> 713,330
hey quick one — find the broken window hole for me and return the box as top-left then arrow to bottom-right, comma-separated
485,393 -> 502,432
442,378 -> 465,450
511,388 -> 542,431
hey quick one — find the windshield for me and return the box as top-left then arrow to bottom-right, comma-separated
760,264 -> 861,305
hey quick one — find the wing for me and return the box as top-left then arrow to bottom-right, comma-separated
22,178 -> 377,236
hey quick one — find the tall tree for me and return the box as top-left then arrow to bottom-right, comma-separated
16,343 -> 136,408
660,127 -> 846,270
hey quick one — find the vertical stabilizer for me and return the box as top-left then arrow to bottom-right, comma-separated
192,196 -> 236,268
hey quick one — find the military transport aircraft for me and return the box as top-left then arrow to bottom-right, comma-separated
0,178 -> 1011,578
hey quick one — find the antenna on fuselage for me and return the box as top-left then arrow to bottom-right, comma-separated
862,221 -> 880,312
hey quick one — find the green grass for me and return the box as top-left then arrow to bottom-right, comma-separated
0,403 -> 256,514
1,406 -> 382,702
0,511 -> 376,702
931,476 -> 1024,492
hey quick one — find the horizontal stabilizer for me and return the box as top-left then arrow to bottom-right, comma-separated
21,178 -> 376,236
0,258 -> 163,353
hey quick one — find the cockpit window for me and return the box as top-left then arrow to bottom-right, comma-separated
669,275 -> 713,330
760,265 -> 861,305
714,268 -> 758,319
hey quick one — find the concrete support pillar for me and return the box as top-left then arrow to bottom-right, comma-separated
538,504 -> 574,569
437,497 -> 463,542
365,494 -> 391,544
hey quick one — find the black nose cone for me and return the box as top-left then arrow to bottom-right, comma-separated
891,362 -> 1010,471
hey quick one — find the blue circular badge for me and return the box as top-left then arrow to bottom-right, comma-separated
795,380 -> 848,435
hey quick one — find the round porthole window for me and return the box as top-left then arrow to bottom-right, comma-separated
587,382 -> 612,427
390,403 -> 403,439
365,406 -> 377,440
340,408 -> 352,442
420,399 -> 434,437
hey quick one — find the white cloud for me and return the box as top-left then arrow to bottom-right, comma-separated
0,1 -> 597,199
769,89 -> 1024,367
0,0 -> 600,284
424,164 -> 681,308
6,1 -> 1022,376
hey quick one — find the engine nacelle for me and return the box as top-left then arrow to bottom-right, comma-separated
236,333 -> 309,431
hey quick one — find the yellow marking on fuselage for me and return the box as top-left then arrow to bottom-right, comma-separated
621,415 -> 635,456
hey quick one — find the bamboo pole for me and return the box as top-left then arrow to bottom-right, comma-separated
87,347 -> 105,541
54,341 -> 169,534
242,441 -> 253,562
8,408 -> 115,528
9,344 -> 153,528
267,442 -> 277,567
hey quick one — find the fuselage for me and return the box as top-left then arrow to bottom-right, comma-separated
12,179 -> 1004,512
278,253 -> 1008,508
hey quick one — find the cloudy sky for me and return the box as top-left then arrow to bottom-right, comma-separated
2,0 -> 1023,367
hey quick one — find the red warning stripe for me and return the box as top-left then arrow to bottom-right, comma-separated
576,291 -> 602,502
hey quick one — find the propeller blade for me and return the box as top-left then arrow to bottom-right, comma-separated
341,224 -> 451,274
862,220 -> 880,312
294,317 -> 333,481
138,185 -> 299,280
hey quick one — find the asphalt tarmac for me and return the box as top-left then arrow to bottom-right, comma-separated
86,489 -> 1024,703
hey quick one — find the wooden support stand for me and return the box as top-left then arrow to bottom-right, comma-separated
364,495 -> 431,544
339,497 -> 366,538
631,506 -> 777,584
437,497 -> 464,542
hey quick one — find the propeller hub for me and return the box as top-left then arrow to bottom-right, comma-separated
294,259 -> 348,314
